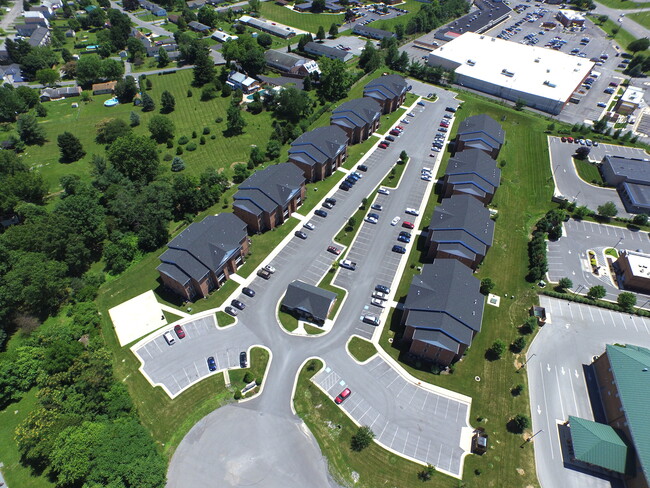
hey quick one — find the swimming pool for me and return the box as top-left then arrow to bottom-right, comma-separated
104,98 -> 119,107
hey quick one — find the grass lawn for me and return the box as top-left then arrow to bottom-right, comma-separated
296,172 -> 346,216
238,217 -> 300,278
294,360 -> 458,487
588,0 -> 650,9
317,269 -> 346,319
305,323 -> 325,334
342,136 -> 380,169
404,92 -> 419,106
347,336 -> 377,362
278,308 -> 299,332
335,205 -> 366,248
0,389 -> 55,488
258,2 -> 344,33
376,108 -> 406,135
595,18 -> 637,52
378,91 -> 556,487
216,311 -> 236,327
228,347 -> 270,394
572,157 -> 604,186
380,159 -> 407,188
629,11 -> 650,29
367,0 -> 427,32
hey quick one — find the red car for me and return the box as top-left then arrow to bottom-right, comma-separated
440,122 -> 449,127
327,245 -> 341,255
402,221 -> 414,229
396,126 -> 404,131
174,324 -> 186,339
379,143 -> 388,149
389,129 -> 400,136
567,137 -> 574,143
561,137 -> 566,142
335,388 -> 351,404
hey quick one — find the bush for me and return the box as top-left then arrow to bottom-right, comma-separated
210,134 -> 216,140
187,89 -> 193,97
186,142 -> 197,151
166,139 -> 173,148
243,372 -> 254,383
508,414 -> 530,434
215,117 -> 223,123
178,135 -> 189,145
163,153 -> 173,161
192,130 -> 197,138
350,426 -> 375,451
234,390 -> 242,400
512,384 -> 525,396
511,336 -> 526,353
524,316 -> 538,334
200,136 -> 206,145
176,146 -> 183,155
418,464 -> 436,481
201,85 -> 218,101
171,156 -> 185,172
203,127 -> 210,135
480,278 -> 495,295
488,339 -> 506,359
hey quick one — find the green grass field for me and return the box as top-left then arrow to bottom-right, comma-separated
589,0 -> 650,9
595,18 -> 638,52
347,336 -> 377,362
573,158 -> 604,185
365,0 -> 427,32
279,307 -> 299,332
629,10 -> 650,29
216,311 -> 236,327
380,159 -> 407,188
342,135 -> 380,169
258,2 -> 344,33
376,107 -> 406,135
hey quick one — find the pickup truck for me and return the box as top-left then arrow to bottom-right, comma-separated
339,259 -> 357,271
257,268 -> 272,280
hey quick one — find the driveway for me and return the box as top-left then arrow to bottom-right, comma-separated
546,218 -> 650,302
527,296 -> 650,488
164,86 -> 471,487
548,136 -> 650,217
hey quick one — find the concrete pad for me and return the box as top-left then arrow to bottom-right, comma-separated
109,290 -> 166,346
487,294 -> 501,307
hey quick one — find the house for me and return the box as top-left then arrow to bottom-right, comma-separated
601,155 -> 650,214
65,29 -> 75,37
23,11 -> 49,27
15,24 -> 40,37
188,21 -> 211,33
289,125 -> 349,182
40,85 -> 82,101
401,260 -> 484,366
139,0 -> 167,15
238,15 -> 296,38
281,280 -> 337,325
0,41 -> 8,62
264,50 -> 320,77
556,9 -> 585,27
425,194 -> 495,270
167,14 -> 180,24
30,5 -> 54,18
353,24 -> 395,40
211,31 -> 238,43
157,214 -> 249,301
442,149 -> 501,204
303,41 -> 353,62
233,163 -> 306,233
616,250 -> 650,294
454,114 -> 505,158
130,27 -> 152,48
363,74 -> 407,114
92,81 -> 117,95
294,0 -> 344,12
28,26 -> 50,47
0,64 -> 24,84
226,71 -> 262,94
186,0 -> 207,8
330,97 -> 381,144
146,43 -> 179,57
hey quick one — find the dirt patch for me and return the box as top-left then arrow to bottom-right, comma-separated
516,468 -> 525,476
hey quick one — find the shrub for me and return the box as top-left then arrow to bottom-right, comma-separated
186,142 -> 197,151
163,153 -> 173,161
350,426 -> 375,451
178,135 -> 189,145
488,339 -> 506,359
176,146 -> 183,155
187,89 -> 193,97
509,414 -> 530,434
203,127 -> 210,135
511,336 -> 527,353
201,85 -> 218,101
210,134 -> 216,140
215,117 -> 223,123
166,139 -> 173,148
192,130 -> 197,138
200,136 -> 206,145
243,372 -> 254,384
234,390 -> 242,400
512,384 -> 525,396
171,156 -> 185,172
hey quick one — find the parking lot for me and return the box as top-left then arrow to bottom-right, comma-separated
528,296 -> 650,488
546,219 -> 650,301
133,314 -> 257,398
341,3 -> 410,33
315,354 -> 471,478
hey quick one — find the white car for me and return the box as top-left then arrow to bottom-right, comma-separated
405,208 -> 419,216
378,187 -> 390,195
303,222 -> 315,230
422,175 -> 432,181
264,264 -> 276,274
372,291 -> 387,300
391,216 -> 400,226
371,298 -> 385,308
365,216 -> 378,224
401,119 -> 410,124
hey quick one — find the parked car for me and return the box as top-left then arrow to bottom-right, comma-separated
445,106 -> 457,112
385,135 -> 395,142
231,299 -> 246,310
225,306 -> 238,316
264,264 -> 276,273
389,129 -> 400,136
335,387 -> 351,404
382,140 -> 391,146
257,268 -> 271,280
371,297 -> 385,308
323,201 -> 334,209
371,203 -> 383,211
368,212 -> 379,220
391,216 -> 400,226
403,221 -> 414,229
207,356 -> 217,371
372,291 -> 387,300
417,101 -> 425,106
365,216 -> 378,224
362,314 -> 381,326
304,222 -> 315,230
242,287 -> 255,297
392,245 -> 406,254
340,259 -> 357,270
315,209 -> 328,217
379,143 -> 388,149
438,127 -> 448,133
239,351 -> 248,368
327,245 -> 341,255
339,182 -> 351,191
295,230 -> 308,239
443,114 -> 453,119
357,164 -> 368,172
174,324 -> 186,339
378,187 -> 390,195
375,284 -> 390,294
398,234 -> 410,243
405,208 -> 419,216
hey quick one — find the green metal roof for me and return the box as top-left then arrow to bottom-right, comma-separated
607,343 -> 650,480
569,416 -> 632,474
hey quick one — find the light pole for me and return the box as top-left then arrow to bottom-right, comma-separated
519,353 -> 536,371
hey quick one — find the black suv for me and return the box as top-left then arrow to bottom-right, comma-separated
239,351 -> 248,368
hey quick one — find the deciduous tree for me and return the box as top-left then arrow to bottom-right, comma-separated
57,132 -> 85,163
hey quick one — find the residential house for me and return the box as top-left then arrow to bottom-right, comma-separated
146,43 -> 180,58
353,24 -> 395,40
15,24 -> 41,37
65,29 -> 75,37
401,260 -> 484,366
23,11 -> 49,28
211,31 -> 238,43
425,194 -> 495,270
139,0 -> 167,16
281,280 -> 337,325
40,85 -> 82,101
30,5 -> 54,18
363,73 -> 407,114
28,26 -> 50,47
330,97 -> 381,144
454,114 -> 505,158
186,0 -> 207,8
226,71 -> 262,94
442,149 -> 501,204
0,41 -> 8,62
303,41 -> 353,62
0,64 -> 24,84
92,81 -> 117,95
238,15 -> 296,38
289,125 -> 349,182
233,163 -> 306,233
167,14 -> 180,24
188,21 -> 211,33
157,214 -> 249,301
130,27 -> 152,48
264,50 -> 320,78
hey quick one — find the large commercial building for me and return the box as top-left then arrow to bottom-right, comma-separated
428,32 -> 593,115
600,155 -> 650,214
238,15 -> 297,38
616,250 -> 650,294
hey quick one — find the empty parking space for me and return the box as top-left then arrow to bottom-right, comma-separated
314,355 -> 470,477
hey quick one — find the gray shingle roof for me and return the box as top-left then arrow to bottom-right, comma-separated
157,213 -> 247,282
353,24 -> 395,39
304,41 -> 350,61
264,49 -> 305,70
602,155 -> 650,185
457,114 -> 505,148
363,74 -> 407,102
233,163 -> 305,214
331,97 -> 381,129
447,148 -> 501,190
289,125 -> 348,167
28,26 -> 49,46
282,280 -> 337,322
411,328 -> 462,355
404,260 -> 484,348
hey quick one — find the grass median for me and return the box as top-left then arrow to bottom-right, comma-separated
347,336 -> 377,362
572,157 -> 604,186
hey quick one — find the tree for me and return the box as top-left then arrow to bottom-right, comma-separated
297,33 -> 313,51
318,57 -> 351,101
524,316 -> 538,334
171,157 -> 185,172
148,115 -> 175,143
592,117 -> 607,133
480,278 -> 495,295
511,336 -> 527,353
36,68 -> 60,86
232,163 -> 250,183
303,74 -> 312,91
100,59 -> 124,81
76,54 -> 103,86
249,146 -> 265,166
127,37 -> 147,63
226,104 -> 246,135
95,118 -> 131,144
399,150 -> 408,163
515,98 -> 526,110
597,201 -> 618,219
628,37 -> 650,53
17,113 -> 46,145
248,0 -> 260,11
256,33 -> 273,49
141,92 -> 155,112
633,213 -> 648,226
157,47 -> 170,68
573,205 -> 591,220
597,14 -> 608,24
192,45 -> 215,86
394,23 -> 405,39
266,139 -> 281,160
618,292 -> 637,312
587,285 -> 606,300
557,277 -> 573,291
316,25 -> 326,41
272,87 -> 314,122
160,90 -> 176,113
350,426 -> 375,451
57,132 -> 85,163
115,75 -> 137,103
575,146 -> 590,160
418,464 -> 436,481
108,134 -> 160,185
130,111 -> 140,127
312,0 -> 325,12
221,35 -> 266,77
329,23 -> 339,38
489,339 -> 506,359
510,414 -> 530,434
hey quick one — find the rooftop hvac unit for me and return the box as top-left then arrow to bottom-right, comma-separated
501,69 -> 514,77
534,57 -> 540,63
467,59 -> 476,66
491,37 -> 496,41
543,80 -> 557,87
479,35 -> 484,39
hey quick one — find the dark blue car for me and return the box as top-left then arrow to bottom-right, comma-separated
207,356 -> 217,371
392,245 -> 406,254
397,235 -> 410,243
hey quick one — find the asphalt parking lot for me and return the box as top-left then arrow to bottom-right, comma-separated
341,3 -> 410,33
133,314 -> 257,397
546,218 -> 650,301
315,354 -> 471,477
528,296 -> 650,488
317,35 -> 369,57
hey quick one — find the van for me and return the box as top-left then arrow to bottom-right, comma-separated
163,331 -> 175,345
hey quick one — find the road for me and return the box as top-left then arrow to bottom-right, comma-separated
110,0 -> 173,37
154,87 -> 476,487
593,1 -> 650,41
527,296 -> 650,488
0,0 -> 22,32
